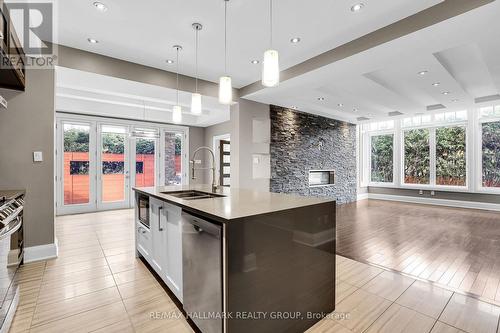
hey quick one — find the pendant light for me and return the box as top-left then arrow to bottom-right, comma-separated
219,0 -> 232,105
191,23 -> 202,115
172,45 -> 183,123
262,0 -> 279,87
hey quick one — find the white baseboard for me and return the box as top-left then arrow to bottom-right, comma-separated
357,193 -> 369,201
24,239 -> 59,263
368,193 -> 500,212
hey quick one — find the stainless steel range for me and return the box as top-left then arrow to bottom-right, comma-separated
0,191 -> 24,333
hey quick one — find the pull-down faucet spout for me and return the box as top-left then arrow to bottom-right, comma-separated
191,147 -> 218,193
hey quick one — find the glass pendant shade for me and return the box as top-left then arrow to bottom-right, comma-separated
172,105 -> 182,123
262,49 -> 279,87
219,76 -> 232,105
191,93 -> 202,115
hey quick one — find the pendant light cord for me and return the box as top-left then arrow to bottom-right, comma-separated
195,28 -> 199,93
176,47 -> 179,105
224,0 -> 228,75
270,0 -> 273,48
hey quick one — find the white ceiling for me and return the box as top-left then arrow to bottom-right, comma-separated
55,67 -> 230,127
244,0 -> 500,123
54,0 -> 442,88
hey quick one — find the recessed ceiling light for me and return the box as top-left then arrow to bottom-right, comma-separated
451,99 -> 459,102
317,97 -> 325,101
442,91 -> 451,95
290,37 -> 301,44
250,59 -> 260,64
291,106 -> 298,109
337,103 -> 344,107
93,1 -> 108,12
87,38 -> 99,44
432,82 -> 440,86
418,70 -> 428,76
353,108 -> 358,112
350,3 -> 364,12
166,59 -> 174,64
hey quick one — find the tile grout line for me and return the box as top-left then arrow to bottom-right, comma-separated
23,260 -> 47,331
94,226 -> 138,333
360,278 -> 418,333
28,230 -> 121,330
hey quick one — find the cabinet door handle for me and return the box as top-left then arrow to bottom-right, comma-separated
158,206 -> 164,231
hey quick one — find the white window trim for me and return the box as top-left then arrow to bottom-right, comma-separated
476,117 -> 500,194
400,124 -> 469,191
368,131 -> 396,187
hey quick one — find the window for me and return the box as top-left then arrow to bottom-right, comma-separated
370,134 -> 394,183
402,115 -> 431,128
404,129 -> 430,184
165,132 -> 183,185
482,121 -> 500,188
436,126 -> 466,186
70,161 -> 89,175
135,162 -> 144,174
102,161 -> 125,174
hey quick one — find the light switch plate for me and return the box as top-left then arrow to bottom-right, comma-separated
33,151 -> 43,162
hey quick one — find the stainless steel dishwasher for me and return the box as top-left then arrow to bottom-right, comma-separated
182,212 -> 223,333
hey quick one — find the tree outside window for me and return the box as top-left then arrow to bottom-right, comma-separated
371,134 -> 394,183
436,127 -> 466,186
404,129 -> 430,184
482,121 -> 500,188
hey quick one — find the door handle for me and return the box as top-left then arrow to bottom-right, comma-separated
158,206 -> 164,231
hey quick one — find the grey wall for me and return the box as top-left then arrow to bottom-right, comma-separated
270,105 -> 357,204
0,69 -> 56,247
204,121 -> 231,148
230,99 -> 270,191
369,187 -> 500,204
189,126 -> 206,185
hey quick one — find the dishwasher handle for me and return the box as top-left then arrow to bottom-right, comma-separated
184,214 -> 221,239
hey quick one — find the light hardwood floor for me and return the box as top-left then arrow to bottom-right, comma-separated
338,199 -> 500,304
9,208 -> 500,333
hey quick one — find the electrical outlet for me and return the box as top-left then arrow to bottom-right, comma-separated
431,191 -> 435,196
419,190 -> 424,195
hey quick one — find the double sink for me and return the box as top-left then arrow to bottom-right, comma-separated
161,190 -> 226,201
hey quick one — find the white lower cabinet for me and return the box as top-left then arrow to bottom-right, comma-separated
136,223 -> 152,260
163,202 -> 183,302
148,198 -> 183,302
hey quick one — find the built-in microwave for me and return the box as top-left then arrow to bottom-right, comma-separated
137,194 -> 150,228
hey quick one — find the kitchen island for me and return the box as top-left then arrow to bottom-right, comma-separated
133,185 -> 336,333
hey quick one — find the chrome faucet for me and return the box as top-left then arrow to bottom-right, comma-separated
191,147 -> 218,193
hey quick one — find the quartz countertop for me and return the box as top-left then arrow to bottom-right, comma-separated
133,185 -> 335,222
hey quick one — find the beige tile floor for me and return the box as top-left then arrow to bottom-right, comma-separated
8,209 -> 500,333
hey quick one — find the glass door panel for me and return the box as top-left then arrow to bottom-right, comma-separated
63,124 -> 91,205
59,122 -> 96,214
135,137 -> 156,187
99,125 -> 129,209
164,132 -> 183,185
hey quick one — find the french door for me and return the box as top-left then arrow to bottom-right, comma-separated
56,115 -> 189,215
97,124 -> 130,211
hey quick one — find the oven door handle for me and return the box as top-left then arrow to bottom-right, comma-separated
0,217 -> 22,240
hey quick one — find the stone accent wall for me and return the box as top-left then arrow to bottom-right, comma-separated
270,105 -> 357,204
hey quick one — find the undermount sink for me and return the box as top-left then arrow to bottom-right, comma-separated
161,190 -> 226,200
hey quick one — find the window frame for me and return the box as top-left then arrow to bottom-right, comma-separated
477,116 -> 500,193
368,131 -> 396,187
399,123 -> 469,191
